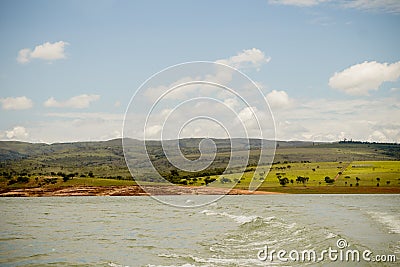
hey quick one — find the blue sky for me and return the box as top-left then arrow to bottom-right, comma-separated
0,0 -> 399,143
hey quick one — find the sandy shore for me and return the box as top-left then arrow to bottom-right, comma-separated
0,185 -> 282,197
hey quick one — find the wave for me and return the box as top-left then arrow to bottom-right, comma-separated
158,253 -> 268,267
367,211 -> 400,234
148,264 -> 199,267
108,262 -> 130,267
200,209 -> 274,225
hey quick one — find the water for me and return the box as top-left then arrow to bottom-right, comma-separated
0,195 -> 399,266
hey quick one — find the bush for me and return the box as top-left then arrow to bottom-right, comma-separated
7,179 -> 17,185
17,176 -> 30,183
220,177 -> 232,184
325,176 -> 335,184
204,177 -> 216,185
278,177 -> 289,186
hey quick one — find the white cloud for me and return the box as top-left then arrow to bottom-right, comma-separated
329,61 -> 400,96
223,98 -> 240,110
269,0 -> 400,13
145,125 -> 163,139
268,0 -> 327,7
17,41 -> 69,64
0,96 -> 33,110
271,97 -> 400,142
45,112 -> 122,120
216,48 -> 271,70
16,49 -> 31,64
44,94 -> 100,109
342,0 -> 400,14
266,90 -> 290,109
11,112 -> 125,143
5,126 -> 29,140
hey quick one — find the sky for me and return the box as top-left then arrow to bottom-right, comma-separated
0,0 -> 399,143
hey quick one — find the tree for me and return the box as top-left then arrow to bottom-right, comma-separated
296,176 -> 309,184
386,181 -> 391,185
170,169 -> 179,176
325,176 -> 335,184
204,177 -> 216,186
376,177 -> 380,182
88,171 -> 94,178
278,177 -> 289,186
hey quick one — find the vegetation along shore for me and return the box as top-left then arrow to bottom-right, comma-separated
1,138 -> 399,196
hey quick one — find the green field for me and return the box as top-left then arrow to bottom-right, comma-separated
193,160 -> 400,192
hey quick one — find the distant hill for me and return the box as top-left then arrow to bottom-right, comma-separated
0,138 -> 399,181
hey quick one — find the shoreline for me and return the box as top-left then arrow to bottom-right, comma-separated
0,185 -> 283,197
1,185 -> 399,197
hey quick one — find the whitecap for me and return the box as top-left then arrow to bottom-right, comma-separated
367,211 -> 400,234
200,209 -> 265,225
108,263 -> 130,267
326,232 -> 337,239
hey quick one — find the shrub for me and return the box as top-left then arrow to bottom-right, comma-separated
324,176 -> 335,184
17,176 -> 30,183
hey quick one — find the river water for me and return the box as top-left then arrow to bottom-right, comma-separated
0,195 -> 399,266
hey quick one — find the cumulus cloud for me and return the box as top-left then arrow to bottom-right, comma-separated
17,41 -> 69,64
268,0 -> 327,7
266,90 -> 290,109
44,94 -> 100,109
5,126 -> 29,140
216,48 -> 271,70
270,97 -> 400,142
329,61 -> 400,96
0,96 -> 33,110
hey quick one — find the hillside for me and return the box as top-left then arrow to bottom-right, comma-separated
0,138 -> 399,193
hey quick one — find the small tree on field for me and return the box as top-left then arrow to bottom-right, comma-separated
325,176 -> 335,184
278,177 -> 289,186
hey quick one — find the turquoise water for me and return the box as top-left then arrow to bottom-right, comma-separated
0,195 -> 399,266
